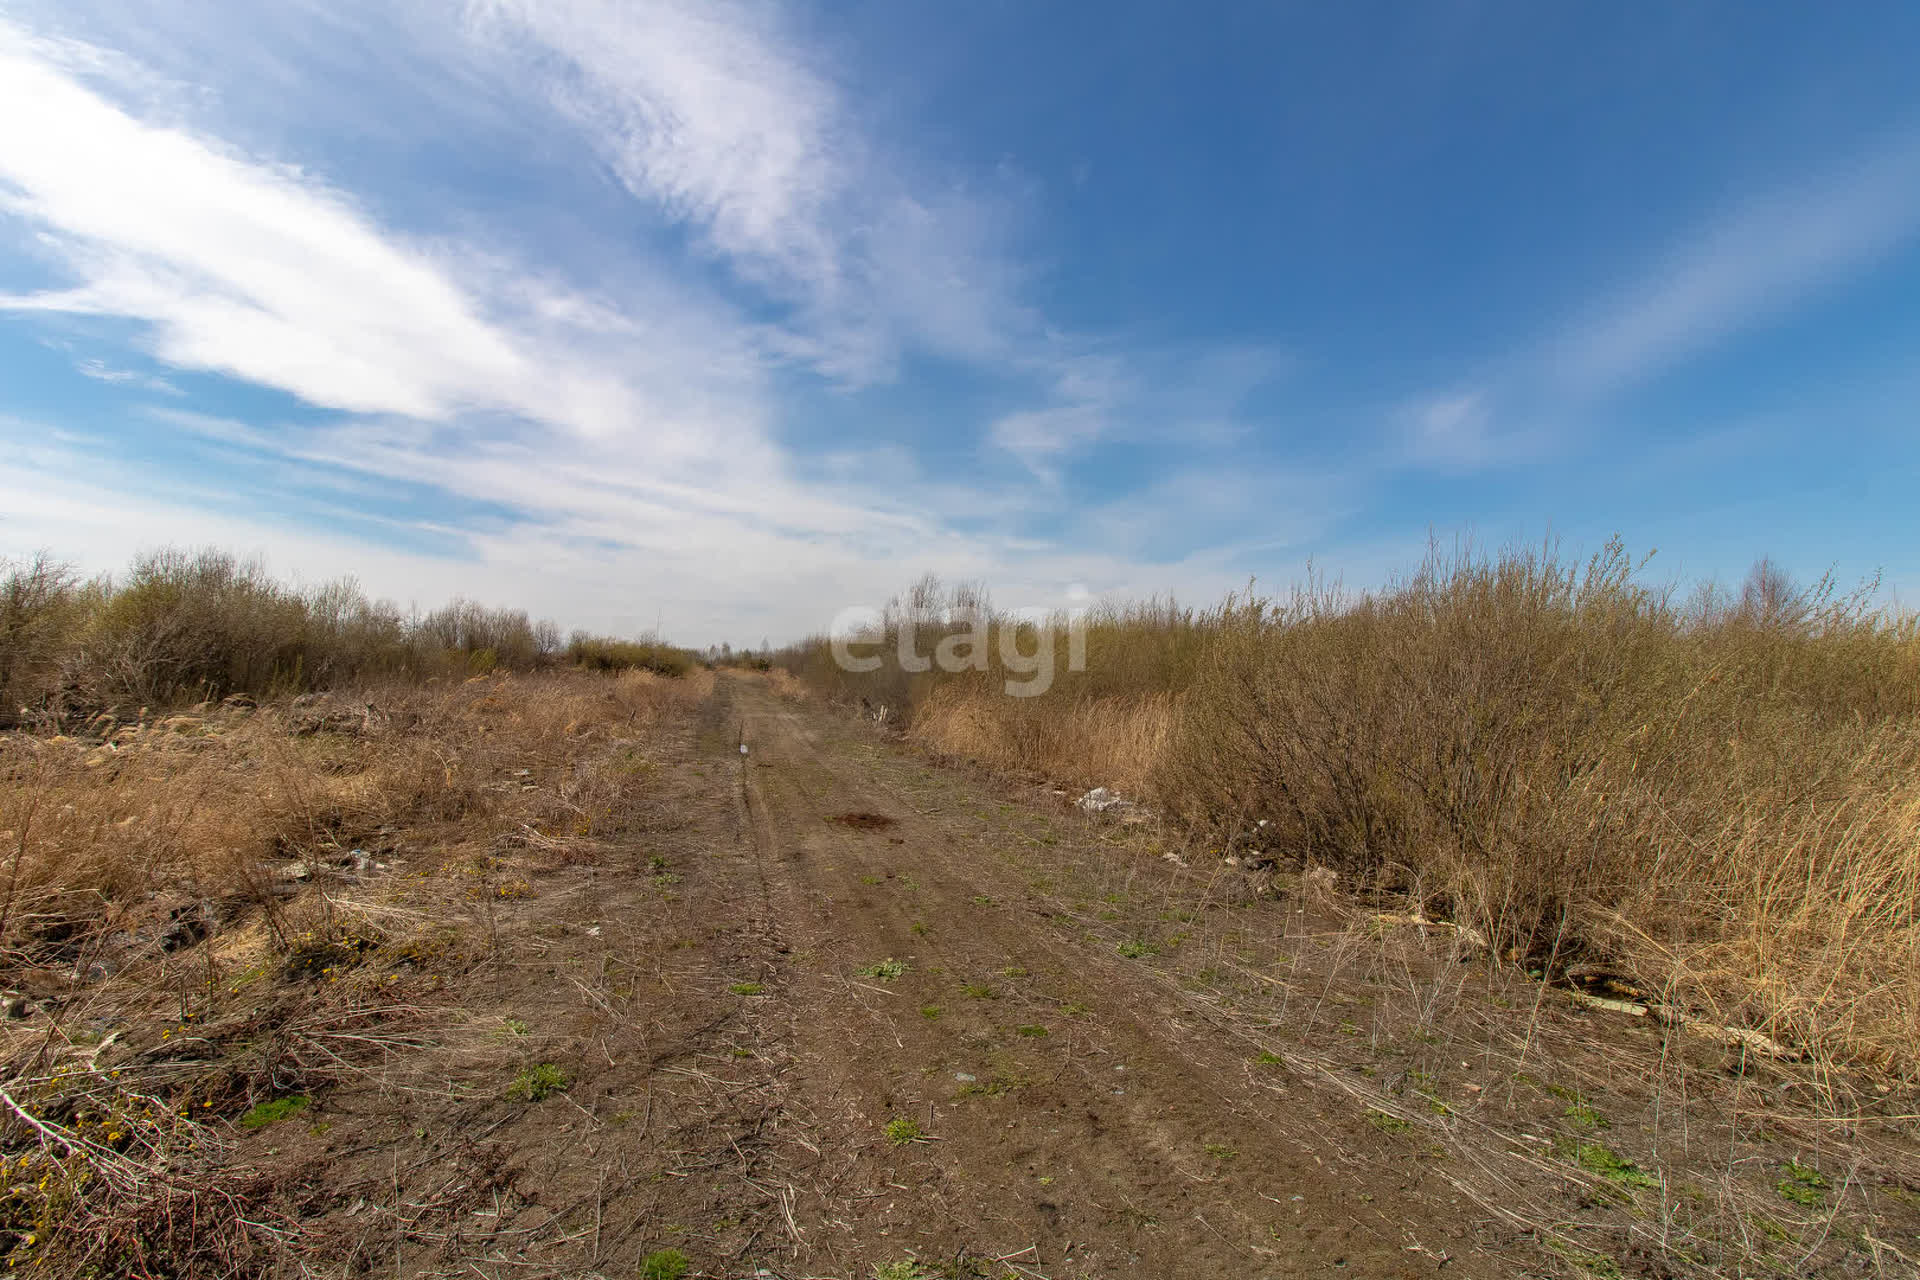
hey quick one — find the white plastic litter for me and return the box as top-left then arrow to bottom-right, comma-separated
1076,786 -> 1153,824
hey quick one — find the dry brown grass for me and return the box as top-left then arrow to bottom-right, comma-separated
1162,542 -> 1920,1074
0,548 -> 705,727
0,667 -> 712,1274
764,667 -> 809,701
912,685 -> 1172,796
0,668 -> 711,975
785,541 -> 1920,1075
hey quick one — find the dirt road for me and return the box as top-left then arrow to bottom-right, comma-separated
96,672 -> 1911,1279
722,679 -> 1504,1277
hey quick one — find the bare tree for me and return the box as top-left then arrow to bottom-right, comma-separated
0,553 -> 79,726
948,578 -> 993,623
904,572 -> 945,625
1738,557 -> 1806,630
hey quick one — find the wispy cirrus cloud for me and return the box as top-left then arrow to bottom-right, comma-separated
468,0 -> 848,292
1549,129 -> 1920,396
1398,127 -> 1920,472
464,0 -> 1039,384
0,3 -> 1341,640
990,341 -> 1287,479
73,358 -> 182,395
0,16 -> 764,457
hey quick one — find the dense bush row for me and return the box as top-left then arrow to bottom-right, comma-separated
779,542 -> 1920,1072
0,548 -> 698,724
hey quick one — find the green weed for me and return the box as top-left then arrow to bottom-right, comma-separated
640,1249 -> 692,1280
1366,1109 -> 1411,1134
506,1063 -> 568,1102
239,1095 -> 309,1130
1776,1159 -> 1828,1207
1566,1141 -> 1658,1189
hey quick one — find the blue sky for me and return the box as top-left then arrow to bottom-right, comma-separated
2,2 -> 1917,643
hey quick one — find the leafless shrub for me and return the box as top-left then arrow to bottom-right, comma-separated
784,539 -> 1920,1073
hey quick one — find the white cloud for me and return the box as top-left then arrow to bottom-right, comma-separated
72,357 -> 182,395
0,7 -> 1340,641
989,405 -> 1110,478
1552,131 -> 1920,395
989,341 -> 1287,478
0,21 -> 760,457
469,0 -> 844,291
1398,130 -> 1920,473
0,420 -> 1337,645
1399,390 -> 1494,467
465,0 -> 1038,384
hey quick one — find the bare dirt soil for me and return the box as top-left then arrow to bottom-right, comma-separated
6,672 -> 1918,1279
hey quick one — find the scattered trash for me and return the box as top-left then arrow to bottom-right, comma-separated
1663,1011 -> 1804,1061
1372,911 -> 1491,954
1565,983 -> 1804,1060
1569,990 -> 1650,1017
1075,787 -> 1152,823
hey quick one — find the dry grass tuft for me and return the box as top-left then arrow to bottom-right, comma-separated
0,670 -> 709,978
912,686 -> 1171,796
764,668 -> 809,701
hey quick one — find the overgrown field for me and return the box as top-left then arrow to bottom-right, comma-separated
782,541 -> 1920,1075
0,666 -> 711,1274
0,547 -> 696,727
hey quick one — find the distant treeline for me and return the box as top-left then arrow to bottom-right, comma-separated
0,548 -> 708,725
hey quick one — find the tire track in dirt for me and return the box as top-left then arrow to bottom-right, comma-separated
731,679 -> 1517,1278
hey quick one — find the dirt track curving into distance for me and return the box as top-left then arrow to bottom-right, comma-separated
180,672 -> 1916,1279
699,676 -> 1510,1278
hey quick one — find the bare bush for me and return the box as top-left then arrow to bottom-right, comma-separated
781,540 -> 1920,1073
0,554 -> 84,728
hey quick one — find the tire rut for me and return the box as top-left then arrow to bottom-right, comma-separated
730,680 -> 1512,1278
